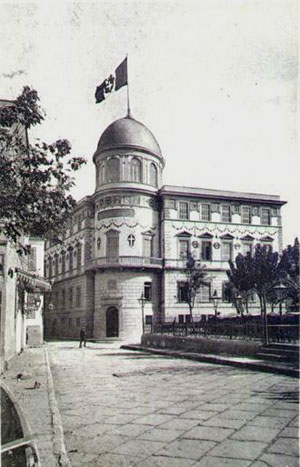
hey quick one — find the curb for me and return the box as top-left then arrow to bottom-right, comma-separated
44,347 -> 71,467
121,345 -> 299,378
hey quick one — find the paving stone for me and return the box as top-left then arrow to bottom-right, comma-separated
157,407 -> 187,415
233,402 -> 269,413
136,455 -> 196,466
103,414 -> 140,425
182,426 -> 234,442
68,452 -> 100,467
219,409 -> 256,421
138,428 -> 182,442
112,439 -> 165,457
261,408 -> 297,419
179,410 -> 215,421
258,453 -> 299,467
112,424 -> 150,438
96,452 -> 141,466
157,438 -> 216,460
194,456 -> 251,466
208,439 -> 267,460
133,414 -> 175,426
199,403 -> 230,412
267,437 -> 299,457
230,425 -> 281,442
279,427 -> 299,438
201,415 -> 246,429
79,423 -> 120,437
159,418 -> 199,431
248,416 -> 290,428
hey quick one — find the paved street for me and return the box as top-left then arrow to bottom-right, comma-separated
48,341 -> 299,467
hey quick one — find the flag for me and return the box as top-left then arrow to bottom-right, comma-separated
115,57 -> 128,91
95,58 -> 128,103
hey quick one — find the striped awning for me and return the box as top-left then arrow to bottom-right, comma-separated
16,268 -> 51,292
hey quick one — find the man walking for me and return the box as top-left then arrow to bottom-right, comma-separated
79,327 -> 86,348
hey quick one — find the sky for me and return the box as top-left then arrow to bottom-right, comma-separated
1,0 -> 298,246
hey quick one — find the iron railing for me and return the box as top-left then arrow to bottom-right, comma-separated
88,256 -> 163,268
152,320 -> 299,343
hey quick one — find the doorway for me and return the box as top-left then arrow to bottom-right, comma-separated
106,307 -> 119,337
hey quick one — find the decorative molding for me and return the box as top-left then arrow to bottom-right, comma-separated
97,208 -> 135,220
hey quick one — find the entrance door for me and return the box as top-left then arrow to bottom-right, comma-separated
106,307 -> 119,337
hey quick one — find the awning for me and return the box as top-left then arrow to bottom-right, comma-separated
16,268 -> 51,292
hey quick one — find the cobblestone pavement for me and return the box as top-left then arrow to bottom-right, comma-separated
48,341 -> 299,467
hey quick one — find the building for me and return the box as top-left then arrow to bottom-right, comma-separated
44,115 -> 286,342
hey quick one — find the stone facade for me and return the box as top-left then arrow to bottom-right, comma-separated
44,115 -> 286,342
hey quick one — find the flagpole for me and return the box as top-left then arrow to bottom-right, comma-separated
126,53 -> 131,117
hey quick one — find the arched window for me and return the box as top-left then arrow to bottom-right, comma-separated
150,163 -> 158,187
130,158 -> 142,182
107,157 -> 120,182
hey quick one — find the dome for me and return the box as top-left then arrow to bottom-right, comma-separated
97,116 -> 162,158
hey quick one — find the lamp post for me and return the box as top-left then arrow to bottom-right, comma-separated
273,283 -> 287,323
138,292 -> 146,334
211,289 -> 221,317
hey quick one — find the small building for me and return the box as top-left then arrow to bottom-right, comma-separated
44,115 -> 286,342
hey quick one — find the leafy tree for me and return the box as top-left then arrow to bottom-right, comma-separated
0,87 -> 85,254
227,253 -> 256,316
280,238 -> 299,309
184,253 -> 208,321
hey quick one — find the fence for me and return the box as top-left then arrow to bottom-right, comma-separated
152,319 -> 299,343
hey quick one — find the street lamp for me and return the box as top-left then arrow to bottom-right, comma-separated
138,292 -> 146,334
211,289 -> 221,317
273,283 -> 287,322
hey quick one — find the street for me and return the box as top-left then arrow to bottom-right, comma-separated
48,341 -> 299,467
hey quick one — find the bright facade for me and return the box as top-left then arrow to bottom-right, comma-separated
44,115 -> 286,342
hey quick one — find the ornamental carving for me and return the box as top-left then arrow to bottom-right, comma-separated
211,204 -> 220,213
252,206 -> 259,216
234,243 -> 241,250
213,242 -> 220,249
192,241 -> 199,248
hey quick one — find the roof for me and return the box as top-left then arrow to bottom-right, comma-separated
160,185 -> 286,205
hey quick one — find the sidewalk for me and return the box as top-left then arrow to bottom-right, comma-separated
121,344 -> 299,378
1,346 -> 70,467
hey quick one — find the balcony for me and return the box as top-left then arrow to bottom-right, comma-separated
87,256 -> 163,270
164,259 -> 231,270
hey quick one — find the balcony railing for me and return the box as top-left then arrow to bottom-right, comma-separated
87,256 -> 163,269
164,259 -> 231,269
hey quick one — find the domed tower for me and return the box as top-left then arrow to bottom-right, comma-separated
92,115 -> 164,341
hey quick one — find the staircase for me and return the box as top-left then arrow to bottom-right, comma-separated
257,343 -> 299,365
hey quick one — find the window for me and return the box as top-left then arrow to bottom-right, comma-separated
0,254 -> 4,275
199,283 -> 211,302
185,314 -> 191,324
106,230 -> 119,261
130,158 -> 142,182
128,234 -> 135,247
201,204 -> 211,221
177,281 -> 188,302
69,288 -> 73,307
143,235 -> 153,258
76,317 -> 81,327
61,252 -> 66,274
241,206 -> 251,224
69,249 -> 73,270
221,205 -> 231,222
178,314 -> 184,324
76,286 -> 81,306
201,241 -> 212,261
28,247 -> 37,271
145,315 -> 152,325
54,256 -> 59,276
77,244 -> 82,269
179,239 -> 189,259
263,243 -> 273,253
261,208 -> 271,225
221,242 -> 232,261
48,260 -> 53,278
222,282 -> 232,302
68,318 -> 72,327
144,282 -> 152,301
107,157 -> 120,182
242,243 -> 252,256
62,289 -> 65,308
150,163 -> 158,187
179,202 -> 189,220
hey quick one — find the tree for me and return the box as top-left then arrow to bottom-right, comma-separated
184,253 -> 208,321
227,253 -> 256,316
0,87 -> 85,254
280,238 -> 299,309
